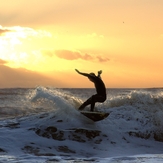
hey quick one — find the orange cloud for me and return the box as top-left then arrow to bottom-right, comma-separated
55,50 -> 93,60
55,50 -> 110,62
43,49 -> 110,62
96,56 -> 110,62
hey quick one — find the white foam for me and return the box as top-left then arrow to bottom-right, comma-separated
1,87 -> 163,162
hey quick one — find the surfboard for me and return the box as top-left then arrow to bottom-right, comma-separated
80,111 -> 110,122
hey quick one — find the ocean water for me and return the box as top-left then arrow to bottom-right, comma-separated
0,87 -> 163,162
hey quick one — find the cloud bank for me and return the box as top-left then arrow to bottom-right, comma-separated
0,59 -> 7,65
0,65 -> 62,88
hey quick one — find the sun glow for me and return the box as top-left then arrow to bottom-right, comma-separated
0,26 -> 52,70
0,25 -> 110,73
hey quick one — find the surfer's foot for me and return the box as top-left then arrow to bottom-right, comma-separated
78,107 -> 84,110
78,108 -> 83,111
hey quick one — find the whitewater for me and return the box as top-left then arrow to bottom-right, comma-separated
0,87 -> 163,162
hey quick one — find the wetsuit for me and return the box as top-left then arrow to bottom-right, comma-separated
78,74 -> 106,111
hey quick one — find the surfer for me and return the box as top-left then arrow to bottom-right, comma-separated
75,69 -> 106,112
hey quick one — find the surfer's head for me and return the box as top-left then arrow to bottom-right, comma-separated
88,72 -> 96,82
89,73 -> 95,76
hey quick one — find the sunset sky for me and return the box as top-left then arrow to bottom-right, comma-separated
0,0 -> 163,88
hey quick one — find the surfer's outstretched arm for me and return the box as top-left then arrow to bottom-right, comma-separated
75,69 -> 90,77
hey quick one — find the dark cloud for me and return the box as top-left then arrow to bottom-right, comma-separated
0,65 -> 63,88
0,59 -> 8,65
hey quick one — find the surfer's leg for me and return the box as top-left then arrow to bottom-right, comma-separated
90,102 -> 95,112
90,94 -> 106,111
90,95 -> 98,112
78,97 -> 92,110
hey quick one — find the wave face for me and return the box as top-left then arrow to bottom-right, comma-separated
0,87 -> 163,162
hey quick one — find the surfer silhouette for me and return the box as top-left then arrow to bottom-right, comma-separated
75,69 -> 106,112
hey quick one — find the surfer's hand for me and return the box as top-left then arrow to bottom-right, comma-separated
98,70 -> 102,74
